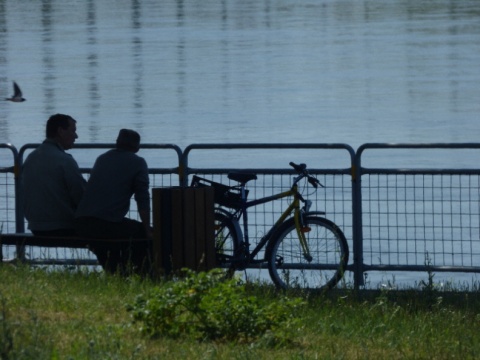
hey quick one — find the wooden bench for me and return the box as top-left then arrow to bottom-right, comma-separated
0,233 -> 152,273
0,233 -> 151,249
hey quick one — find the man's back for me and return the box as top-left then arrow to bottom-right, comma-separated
75,148 -> 150,222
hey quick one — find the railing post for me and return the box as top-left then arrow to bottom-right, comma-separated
179,150 -> 188,187
352,150 -> 364,289
14,146 -> 25,234
11,144 -> 26,260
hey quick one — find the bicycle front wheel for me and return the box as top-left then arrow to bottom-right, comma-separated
267,216 -> 349,291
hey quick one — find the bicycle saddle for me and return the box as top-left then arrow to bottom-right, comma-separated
228,172 -> 257,184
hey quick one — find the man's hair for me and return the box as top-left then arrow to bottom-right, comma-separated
46,114 -> 76,138
116,129 -> 141,152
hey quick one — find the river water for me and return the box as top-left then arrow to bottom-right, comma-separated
0,0 -> 479,287
0,0 -> 478,150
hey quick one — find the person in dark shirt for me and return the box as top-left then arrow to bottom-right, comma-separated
22,114 -> 86,236
75,129 -> 151,273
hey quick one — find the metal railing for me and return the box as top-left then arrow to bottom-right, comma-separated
2,142 -> 480,289
354,143 -> 480,288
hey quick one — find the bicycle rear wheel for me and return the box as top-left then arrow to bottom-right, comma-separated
214,210 -> 239,276
267,216 -> 349,291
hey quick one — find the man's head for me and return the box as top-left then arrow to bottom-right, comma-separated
116,129 -> 141,153
46,114 -> 78,150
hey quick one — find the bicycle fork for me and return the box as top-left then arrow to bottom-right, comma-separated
295,199 -> 314,262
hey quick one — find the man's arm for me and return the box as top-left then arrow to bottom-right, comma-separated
134,157 -> 151,238
139,209 -> 152,238
64,156 -> 87,206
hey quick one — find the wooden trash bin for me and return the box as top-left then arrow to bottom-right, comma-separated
152,186 -> 215,276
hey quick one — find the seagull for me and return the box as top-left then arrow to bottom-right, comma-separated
6,81 -> 26,102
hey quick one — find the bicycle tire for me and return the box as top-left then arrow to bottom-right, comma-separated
214,210 -> 240,276
267,215 -> 349,291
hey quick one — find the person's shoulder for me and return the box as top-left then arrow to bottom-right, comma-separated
92,149 -> 114,165
99,149 -> 138,161
26,140 -> 64,159
120,149 -> 145,161
133,152 -> 147,161
98,149 -> 116,158
24,141 -> 78,169
43,140 -> 69,154
129,152 -> 148,168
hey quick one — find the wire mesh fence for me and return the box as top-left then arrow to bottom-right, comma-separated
360,172 -> 480,270
0,170 -> 16,234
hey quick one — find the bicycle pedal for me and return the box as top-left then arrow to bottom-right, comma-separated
301,226 -> 311,233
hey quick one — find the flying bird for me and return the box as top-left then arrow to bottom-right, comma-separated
6,81 -> 26,102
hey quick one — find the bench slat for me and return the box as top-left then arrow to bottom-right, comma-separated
0,234 -> 150,249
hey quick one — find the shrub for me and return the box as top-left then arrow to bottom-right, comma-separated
127,269 -> 305,344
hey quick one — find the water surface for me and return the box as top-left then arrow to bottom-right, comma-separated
0,0 -> 477,153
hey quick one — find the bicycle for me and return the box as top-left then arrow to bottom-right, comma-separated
191,162 -> 349,291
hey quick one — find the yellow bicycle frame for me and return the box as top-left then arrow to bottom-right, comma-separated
269,184 -> 312,260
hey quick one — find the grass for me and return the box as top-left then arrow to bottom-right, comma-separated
1,264 -> 480,359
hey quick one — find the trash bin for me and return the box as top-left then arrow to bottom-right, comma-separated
152,186 -> 215,276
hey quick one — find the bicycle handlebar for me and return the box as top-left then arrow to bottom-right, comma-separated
289,161 -> 307,173
289,161 -> 324,188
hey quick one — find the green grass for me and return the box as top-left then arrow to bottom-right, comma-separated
1,264 -> 480,359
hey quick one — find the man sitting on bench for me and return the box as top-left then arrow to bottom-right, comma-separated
22,114 -> 86,236
74,129 -> 152,274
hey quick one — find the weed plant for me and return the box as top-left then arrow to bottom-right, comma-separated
1,263 -> 480,359
127,269 -> 305,344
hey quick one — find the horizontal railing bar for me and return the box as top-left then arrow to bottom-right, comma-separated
0,167 -> 14,173
364,265 -> 480,273
357,142 -> 480,153
79,168 -> 181,174
218,263 -> 345,271
17,142 -> 184,163
27,259 -> 99,266
185,142 -> 355,150
361,168 -> 480,175
186,168 -> 352,175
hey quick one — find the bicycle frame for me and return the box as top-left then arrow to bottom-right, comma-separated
220,182 -> 322,266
